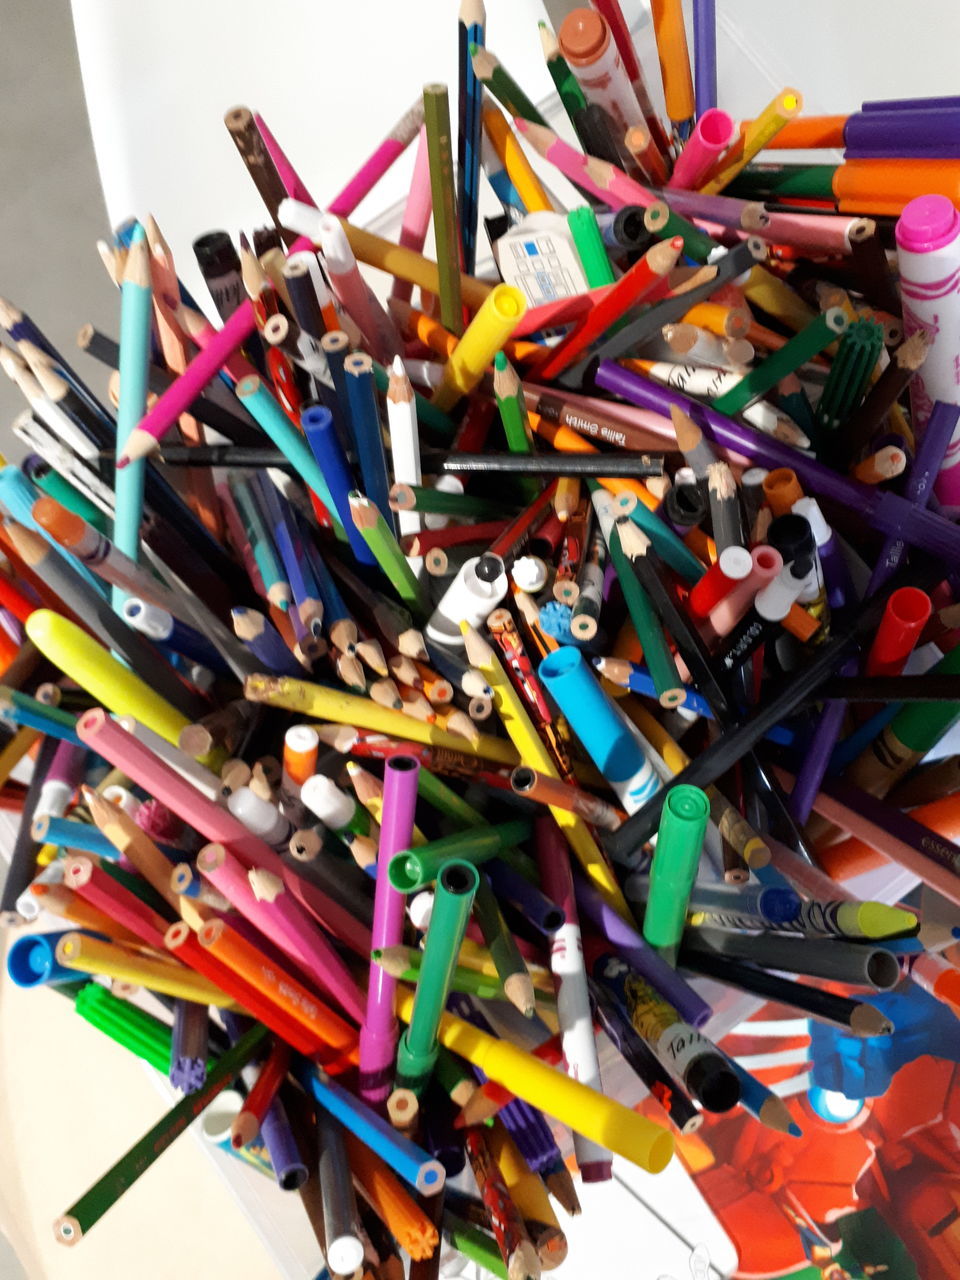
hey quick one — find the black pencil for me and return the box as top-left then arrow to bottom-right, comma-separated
678,946 -> 894,1036
818,673 -> 960,702
77,324 -> 263,445
438,452 -> 667,477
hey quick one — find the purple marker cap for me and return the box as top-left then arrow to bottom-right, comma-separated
863,95 -> 960,112
845,107 -> 960,156
896,193 -> 960,253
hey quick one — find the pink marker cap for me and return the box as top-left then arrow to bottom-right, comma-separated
896,193 -> 960,253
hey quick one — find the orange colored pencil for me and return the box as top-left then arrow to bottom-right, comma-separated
342,1130 -> 440,1260
198,918 -> 360,1067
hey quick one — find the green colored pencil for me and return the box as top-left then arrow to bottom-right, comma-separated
423,83 -> 464,335
602,506 -> 683,705
54,1023 -> 266,1246
375,945 -> 509,1000
712,308 -> 850,417
471,873 -> 536,1018
390,481 -> 514,520
470,44 -> 547,126
348,491 -> 430,620
444,1211 -> 509,1279
493,351 -> 539,503
643,200 -> 718,264
539,22 -> 587,129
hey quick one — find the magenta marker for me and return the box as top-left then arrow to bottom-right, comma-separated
667,108 -> 736,191
359,754 -> 420,1106
895,194 -> 960,505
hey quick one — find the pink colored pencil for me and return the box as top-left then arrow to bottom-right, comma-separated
513,118 -> 657,209
359,754 -> 420,1105
63,854 -> 171,950
116,302 -> 256,465
317,212 -> 403,363
76,709 -> 285,874
391,125 -> 434,304
283,872 -> 372,961
745,208 -> 875,256
118,234 -> 315,467
329,99 -> 425,218
668,108 -> 737,190
197,842 -> 366,1022
254,110 -> 317,206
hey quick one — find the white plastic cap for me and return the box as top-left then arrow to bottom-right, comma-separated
121,597 -> 172,640
755,565 -> 806,621
227,786 -> 289,844
300,774 -> 356,829
792,496 -> 832,548
717,545 -> 753,581
511,555 -> 548,593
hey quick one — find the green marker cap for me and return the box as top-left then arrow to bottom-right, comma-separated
643,784 -> 710,954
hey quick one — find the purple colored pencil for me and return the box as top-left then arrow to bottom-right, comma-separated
659,187 -> 756,229
260,1095 -> 309,1189
574,871 -> 713,1028
231,606 -> 304,678
592,361 -> 960,562
45,739 -> 85,792
498,1096 -> 564,1174
359,754 -> 421,1105
692,0 -> 717,116
485,858 -> 565,937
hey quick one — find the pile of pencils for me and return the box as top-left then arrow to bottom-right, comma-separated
3,2 -> 960,1277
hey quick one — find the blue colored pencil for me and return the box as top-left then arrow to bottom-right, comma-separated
294,1059 -> 446,1196
721,1052 -> 802,1136
112,223 -> 152,612
301,404 -> 376,566
343,353 -> 395,534
458,0 -> 486,274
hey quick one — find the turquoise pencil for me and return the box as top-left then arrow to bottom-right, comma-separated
112,222 -> 152,611
235,374 -> 347,541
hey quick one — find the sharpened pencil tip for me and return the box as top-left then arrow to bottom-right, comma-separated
788,1122 -> 803,1137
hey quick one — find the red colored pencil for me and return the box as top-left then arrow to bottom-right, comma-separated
533,237 -> 684,379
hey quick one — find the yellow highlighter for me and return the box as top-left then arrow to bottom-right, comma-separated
55,932 -> 235,1007
395,985 -> 674,1174
25,610 -> 190,746
431,284 -> 527,412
